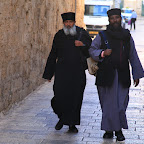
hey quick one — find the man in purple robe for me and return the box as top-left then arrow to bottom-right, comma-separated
89,8 -> 144,141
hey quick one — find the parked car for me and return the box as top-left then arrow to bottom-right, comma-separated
121,8 -> 133,23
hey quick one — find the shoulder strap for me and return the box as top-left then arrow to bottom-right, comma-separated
78,29 -> 83,41
77,27 -> 85,41
100,31 -> 111,49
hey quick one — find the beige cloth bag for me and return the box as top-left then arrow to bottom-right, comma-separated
87,57 -> 99,75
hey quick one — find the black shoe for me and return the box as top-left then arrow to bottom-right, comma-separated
55,120 -> 63,130
68,125 -> 78,133
115,130 -> 125,141
103,131 -> 113,139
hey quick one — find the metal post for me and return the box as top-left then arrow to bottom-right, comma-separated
113,0 -> 115,8
114,0 -> 120,8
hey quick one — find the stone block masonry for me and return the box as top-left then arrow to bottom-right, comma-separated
0,0 -> 84,112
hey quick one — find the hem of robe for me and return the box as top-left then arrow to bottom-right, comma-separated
97,70 -> 129,131
101,126 -> 128,131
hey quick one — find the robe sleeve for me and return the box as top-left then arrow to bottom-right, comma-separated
42,34 -> 57,80
89,34 -> 104,62
129,36 -> 144,80
79,29 -> 92,58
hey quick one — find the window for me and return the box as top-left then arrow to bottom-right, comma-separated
85,5 -> 110,16
122,9 -> 132,13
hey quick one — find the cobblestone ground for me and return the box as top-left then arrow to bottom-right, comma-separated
0,20 -> 144,144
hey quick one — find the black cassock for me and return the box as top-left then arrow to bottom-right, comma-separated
43,26 -> 92,125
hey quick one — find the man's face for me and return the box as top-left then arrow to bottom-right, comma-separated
109,15 -> 122,29
63,20 -> 75,29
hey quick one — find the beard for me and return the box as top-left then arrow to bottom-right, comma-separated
63,25 -> 77,36
111,21 -> 122,31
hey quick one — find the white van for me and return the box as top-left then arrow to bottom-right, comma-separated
84,0 -> 113,37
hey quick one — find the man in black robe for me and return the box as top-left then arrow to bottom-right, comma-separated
43,12 -> 92,133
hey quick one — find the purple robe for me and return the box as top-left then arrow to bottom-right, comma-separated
89,34 -> 144,131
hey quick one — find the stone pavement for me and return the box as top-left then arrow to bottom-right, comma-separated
0,21 -> 144,144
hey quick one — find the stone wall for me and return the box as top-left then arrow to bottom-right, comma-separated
0,0 -> 84,112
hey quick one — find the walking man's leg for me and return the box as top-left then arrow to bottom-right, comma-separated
130,19 -> 132,30
134,19 -> 136,30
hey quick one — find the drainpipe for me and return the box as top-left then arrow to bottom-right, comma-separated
75,0 -> 77,13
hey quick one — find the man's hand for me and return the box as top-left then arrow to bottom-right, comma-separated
103,49 -> 112,56
134,79 -> 139,87
75,40 -> 84,47
48,80 -> 51,82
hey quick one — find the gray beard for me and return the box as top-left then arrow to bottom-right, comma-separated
63,25 -> 77,36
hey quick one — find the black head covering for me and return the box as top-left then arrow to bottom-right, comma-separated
107,8 -> 121,17
61,12 -> 75,22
